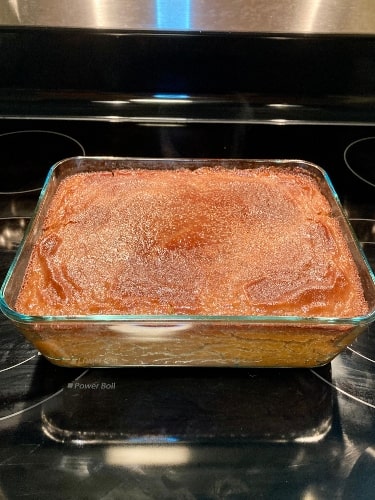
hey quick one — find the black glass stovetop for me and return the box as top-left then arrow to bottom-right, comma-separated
1,119 -> 375,499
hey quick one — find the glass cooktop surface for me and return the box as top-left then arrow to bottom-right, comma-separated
1,118 -> 375,499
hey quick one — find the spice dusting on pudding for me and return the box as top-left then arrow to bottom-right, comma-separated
15,166 -> 368,318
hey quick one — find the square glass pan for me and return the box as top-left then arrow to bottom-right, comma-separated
1,157 -> 375,368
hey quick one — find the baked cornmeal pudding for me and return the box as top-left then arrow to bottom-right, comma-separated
16,166 -> 367,317
13,164 -> 369,367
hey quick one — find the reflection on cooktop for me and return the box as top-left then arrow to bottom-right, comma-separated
41,366 -> 333,445
0,217 -> 29,250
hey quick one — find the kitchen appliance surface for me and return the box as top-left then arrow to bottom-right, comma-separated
1,22 -> 375,499
1,117 -> 375,498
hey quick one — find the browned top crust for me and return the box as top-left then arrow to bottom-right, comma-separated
16,166 -> 368,318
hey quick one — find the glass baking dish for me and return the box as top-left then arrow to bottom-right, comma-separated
1,157 -> 375,368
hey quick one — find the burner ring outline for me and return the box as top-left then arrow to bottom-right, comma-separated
0,129 -> 86,195
344,136 -> 375,188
